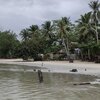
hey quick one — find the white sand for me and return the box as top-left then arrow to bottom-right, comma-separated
0,59 -> 100,76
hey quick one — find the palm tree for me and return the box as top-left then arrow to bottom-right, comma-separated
41,21 -> 56,54
28,25 -> 39,38
76,12 -> 93,42
20,29 -> 29,41
76,12 -> 94,60
56,17 -> 71,56
89,0 -> 100,44
42,21 -> 53,40
20,29 -> 30,60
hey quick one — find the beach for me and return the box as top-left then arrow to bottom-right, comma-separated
0,59 -> 100,76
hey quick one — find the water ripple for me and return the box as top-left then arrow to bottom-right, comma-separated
0,64 -> 100,100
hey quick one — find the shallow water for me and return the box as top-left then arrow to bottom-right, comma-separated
0,64 -> 100,100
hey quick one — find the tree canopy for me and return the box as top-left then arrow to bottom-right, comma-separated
0,0 -> 100,62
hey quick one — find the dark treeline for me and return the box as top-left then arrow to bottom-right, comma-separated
0,1 -> 100,62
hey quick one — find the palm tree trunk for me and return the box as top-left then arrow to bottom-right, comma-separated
95,23 -> 99,44
62,38 -> 69,56
88,49 -> 91,60
94,12 -> 99,44
80,50 -> 83,60
66,38 -> 69,55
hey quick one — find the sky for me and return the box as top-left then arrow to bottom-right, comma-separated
0,0 -> 93,34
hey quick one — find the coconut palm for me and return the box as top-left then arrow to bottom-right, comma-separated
89,0 -> 100,44
28,25 -> 39,38
42,21 -> 53,39
20,29 -> 29,41
41,21 -> 56,53
76,12 -> 98,60
20,29 -> 30,60
56,17 -> 71,56
76,12 -> 93,42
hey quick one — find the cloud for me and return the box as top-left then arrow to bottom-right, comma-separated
0,0 -> 93,33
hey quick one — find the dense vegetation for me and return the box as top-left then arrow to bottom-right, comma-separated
0,1 -> 100,62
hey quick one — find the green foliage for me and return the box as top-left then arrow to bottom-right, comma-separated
0,0 -> 100,62
0,31 -> 19,58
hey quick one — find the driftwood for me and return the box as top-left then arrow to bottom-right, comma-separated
38,70 -> 43,83
73,82 -> 91,85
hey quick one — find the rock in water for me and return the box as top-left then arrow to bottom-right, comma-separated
70,69 -> 78,72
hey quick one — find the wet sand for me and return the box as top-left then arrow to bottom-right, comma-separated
0,59 -> 100,76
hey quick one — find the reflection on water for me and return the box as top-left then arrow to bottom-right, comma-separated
0,64 -> 100,100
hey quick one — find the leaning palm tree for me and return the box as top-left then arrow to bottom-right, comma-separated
76,12 -> 96,60
89,0 -> 100,44
56,17 -> 71,56
76,12 -> 92,42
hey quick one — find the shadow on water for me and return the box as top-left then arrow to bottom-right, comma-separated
0,64 -> 100,100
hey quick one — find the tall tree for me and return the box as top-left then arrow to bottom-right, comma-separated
42,21 -> 54,39
76,12 -> 97,60
0,31 -> 18,58
56,17 -> 71,56
20,29 -> 30,60
20,29 -> 29,41
76,12 -> 94,43
28,25 -> 39,38
89,0 -> 100,44
41,21 -> 56,53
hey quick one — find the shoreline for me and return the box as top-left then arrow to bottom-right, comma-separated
0,59 -> 100,77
